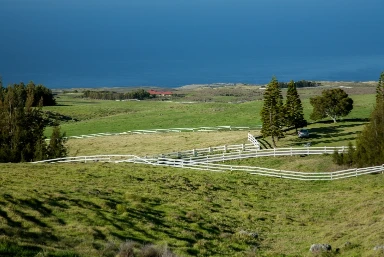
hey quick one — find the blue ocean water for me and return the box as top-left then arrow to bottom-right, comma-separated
1,0 -> 383,88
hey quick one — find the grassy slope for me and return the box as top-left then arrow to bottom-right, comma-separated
0,163 -> 383,256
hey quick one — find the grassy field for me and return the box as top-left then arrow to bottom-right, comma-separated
2,84 -> 383,256
44,89 -> 376,137
0,163 -> 383,256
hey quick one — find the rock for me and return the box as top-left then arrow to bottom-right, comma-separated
237,230 -> 258,238
309,244 -> 332,253
373,245 -> 384,251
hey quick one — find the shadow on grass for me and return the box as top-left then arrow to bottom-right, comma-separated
0,240 -> 80,257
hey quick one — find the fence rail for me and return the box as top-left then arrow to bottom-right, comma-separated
152,145 -> 349,160
31,146 -> 384,181
141,158 -> 384,181
51,125 -> 262,141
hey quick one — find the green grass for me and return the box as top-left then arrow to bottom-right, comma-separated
45,93 -> 375,138
6,86 -> 382,256
0,163 -> 383,256
224,154 -> 344,172
44,95 -> 265,136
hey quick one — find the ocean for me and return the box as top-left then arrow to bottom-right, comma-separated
1,0 -> 383,88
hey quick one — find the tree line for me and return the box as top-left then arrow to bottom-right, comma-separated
0,81 -> 56,106
82,89 -> 152,100
278,80 -> 321,88
0,82 -> 66,162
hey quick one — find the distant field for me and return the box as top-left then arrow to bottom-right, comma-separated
44,95 -> 264,137
44,89 -> 375,137
0,163 -> 383,256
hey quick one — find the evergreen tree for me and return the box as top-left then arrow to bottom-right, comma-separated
260,77 -> 284,148
354,100 -> 384,167
0,84 -> 65,162
284,80 -> 307,133
47,126 -> 67,159
376,71 -> 384,103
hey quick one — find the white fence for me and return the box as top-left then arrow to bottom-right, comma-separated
150,145 -> 348,160
248,133 -> 260,149
32,155 -> 151,164
54,125 -> 262,140
31,145 -> 384,181
147,158 -> 384,181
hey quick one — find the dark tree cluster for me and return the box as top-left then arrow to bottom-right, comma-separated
333,72 -> 384,167
0,81 -> 56,107
261,77 -> 308,147
0,84 -> 66,162
278,80 -> 321,89
83,89 -> 152,100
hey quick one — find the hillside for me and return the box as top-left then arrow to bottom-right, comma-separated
0,163 -> 383,256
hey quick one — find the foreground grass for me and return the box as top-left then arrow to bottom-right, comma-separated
1,163 -> 383,256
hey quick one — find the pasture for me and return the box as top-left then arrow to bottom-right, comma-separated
1,84 -> 383,256
0,163 -> 384,256
44,86 -> 375,138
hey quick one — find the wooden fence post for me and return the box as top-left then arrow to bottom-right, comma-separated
355,168 -> 358,177
242,144 -> 245,151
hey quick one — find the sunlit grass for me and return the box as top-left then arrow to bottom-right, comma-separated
0,163 -> 383,256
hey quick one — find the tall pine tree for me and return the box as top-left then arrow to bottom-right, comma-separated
285,80 -> 307,133
376,71 -> 384,103
354,95 -> 384,167
260,77 -> 284,148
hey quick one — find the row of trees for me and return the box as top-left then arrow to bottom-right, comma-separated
278,80 -> 321,89
334,72 -> 384,167
83,89 -> 152,100
260,78 -> 307,147
261,72 -> 384,168
0,83 -> 66,162
0,81 -> 56,106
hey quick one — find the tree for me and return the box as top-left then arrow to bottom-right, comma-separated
260,77 -> 284,148
376,71 -> 384,103
47,126 -> 67,159
354,99 -> 384,167
284,80 -> 307,133
310,88 -> 353,123
0,84 -> 66,162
